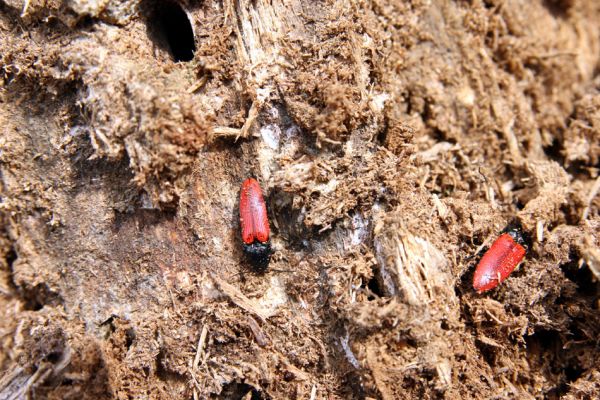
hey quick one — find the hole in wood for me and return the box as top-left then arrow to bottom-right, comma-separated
149,1 -> 195,62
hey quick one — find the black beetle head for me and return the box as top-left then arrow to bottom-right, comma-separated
243,241 -> 271,271
502,223 -> 528,247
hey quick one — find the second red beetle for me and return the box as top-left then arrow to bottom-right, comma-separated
239,178 -> 271,270
473,228 -> 527,293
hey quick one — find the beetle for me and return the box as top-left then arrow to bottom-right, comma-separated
239,178 -> 271,270
473,228 -> 527,293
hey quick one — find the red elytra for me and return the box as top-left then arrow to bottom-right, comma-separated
473,233 -> 526,293
239,178 -> 270,244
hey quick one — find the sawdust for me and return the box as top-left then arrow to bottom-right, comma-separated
1,0 -> 599,399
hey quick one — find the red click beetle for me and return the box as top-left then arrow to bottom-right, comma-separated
473,228 -> 527,293
239,178 -> 271,270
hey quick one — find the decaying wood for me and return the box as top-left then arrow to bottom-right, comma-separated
1,0 -> 600,398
